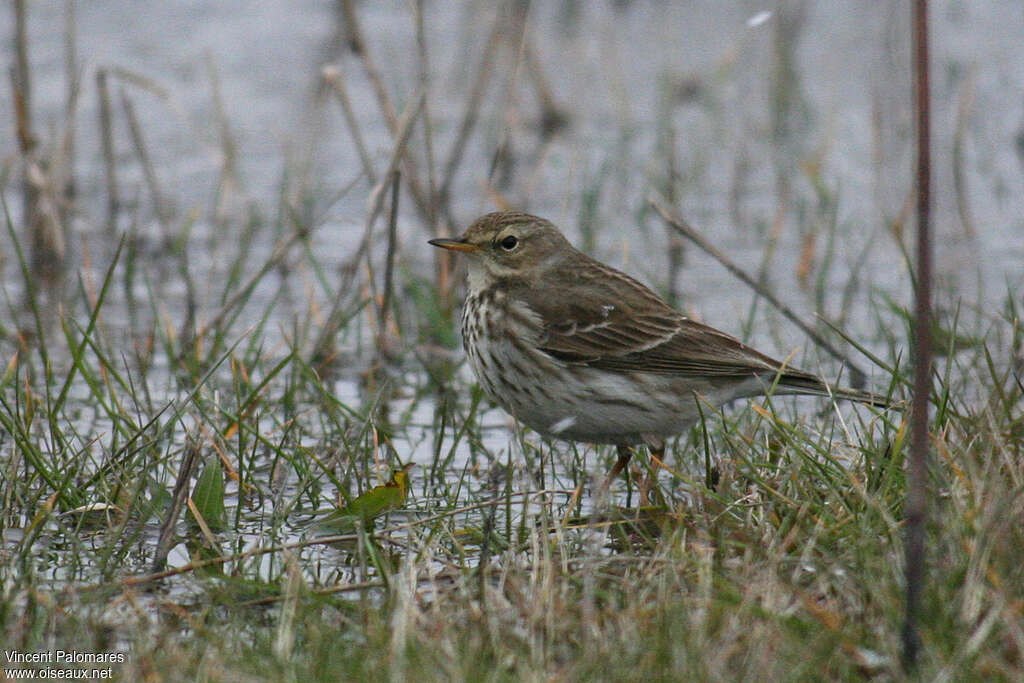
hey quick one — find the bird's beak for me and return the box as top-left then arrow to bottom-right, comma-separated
428,237 -> 480,253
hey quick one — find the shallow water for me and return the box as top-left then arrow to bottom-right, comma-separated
1,1 -> 1022,590
4,2 -> 1021,295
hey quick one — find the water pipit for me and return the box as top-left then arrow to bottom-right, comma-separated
430,211 -> 888,490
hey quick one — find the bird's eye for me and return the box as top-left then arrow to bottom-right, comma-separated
500,235 -> 519,251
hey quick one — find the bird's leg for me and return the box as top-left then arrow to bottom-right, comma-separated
600,445 -> 634,494
639,444 -> 666,507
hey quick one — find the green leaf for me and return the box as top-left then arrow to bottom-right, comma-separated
190,456 -> 227,533
314,464 -> 413,532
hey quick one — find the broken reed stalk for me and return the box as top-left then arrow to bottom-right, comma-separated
52,72 -> 80,266
12,1 -> 32,155
310,89 -> 421,367
521,36 -> 568,138
61,0 -> 78,202
321,65 -> 378,187
118,87 -> 171,234
378,171 -> 401,351
430,9 -> 505,313
662,124 -> 684,308
359,90 -> 424,327
11,0 -> 37,268
902,0 -> 933,671
205,52 -> 241,223
952,69 -> 977,240
339,0 -> 396,129
742,201 -> 785,338
485,4 -> 530,190
305,176 -> 369,368
437,12 -> 503,213
11,0 -> 67,291
152,438 -> 200,573
107,66 -> 172,100
96,69 -> 119,235
341,0 -> 436,228
413,0 -> 453,314
414,0 -> 439,232
365,90 -> 425,227
649,194 -> 869,388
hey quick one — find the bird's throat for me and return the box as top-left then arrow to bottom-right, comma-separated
465,260 -> 492,295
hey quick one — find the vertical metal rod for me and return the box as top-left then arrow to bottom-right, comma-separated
903,0 -> 932,671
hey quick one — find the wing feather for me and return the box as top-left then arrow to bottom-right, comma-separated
516,257 -> 804,381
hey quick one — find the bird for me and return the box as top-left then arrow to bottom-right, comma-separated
429,210 -> 890,491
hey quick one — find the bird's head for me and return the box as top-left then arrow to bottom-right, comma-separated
429,211 -> 573,289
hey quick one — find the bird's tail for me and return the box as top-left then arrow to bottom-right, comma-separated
774,371 -> 896,409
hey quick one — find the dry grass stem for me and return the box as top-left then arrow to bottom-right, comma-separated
322,64 -> 378,187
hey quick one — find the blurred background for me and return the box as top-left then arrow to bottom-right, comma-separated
3,1 -> 1021,367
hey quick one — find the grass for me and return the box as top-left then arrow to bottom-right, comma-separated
2,209 -> 1021,680
2,2 -> 1023,681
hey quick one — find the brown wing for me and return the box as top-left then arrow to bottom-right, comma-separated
518,256 -> 795,380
